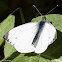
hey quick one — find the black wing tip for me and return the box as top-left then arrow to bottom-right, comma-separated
3,35 -> 5,39
3,32 -> 9,40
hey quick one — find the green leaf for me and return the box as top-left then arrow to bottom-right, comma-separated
0,14 -> 15,47
51,56 -> 62,62
11,8 -> 25,24
11,55 -> 50,62
3,14 -> 62,62
4,42 -> 16,58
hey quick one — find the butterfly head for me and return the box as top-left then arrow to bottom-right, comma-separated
42,16 -> 46,21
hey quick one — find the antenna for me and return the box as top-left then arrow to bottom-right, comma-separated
33,5 -> 58,15
46,5 -> 58,15
33,5 -> 42,16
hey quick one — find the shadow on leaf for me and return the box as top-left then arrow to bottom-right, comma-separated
6,51 -> 20,60
24,52 -> 38,56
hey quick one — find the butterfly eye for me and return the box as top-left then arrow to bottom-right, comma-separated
50,22 -> 52,24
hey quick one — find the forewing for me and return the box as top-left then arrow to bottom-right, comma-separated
7,22 -> 39,53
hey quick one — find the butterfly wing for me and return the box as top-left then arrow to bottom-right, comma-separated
35,22 -> 57,54
4,21 -> 57,54
5,22 -> 39,53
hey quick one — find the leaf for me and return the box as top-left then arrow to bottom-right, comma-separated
3,14 -> 62,62
11,8 -> 25,24
0,14 -> 15,47
4,42 -> 16,58
11,55 -> 50,62
51,56 -> 62,62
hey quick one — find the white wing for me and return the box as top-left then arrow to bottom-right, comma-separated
35,22 -> 57,54
7,22 -> 39,53
4,21 -> 57,54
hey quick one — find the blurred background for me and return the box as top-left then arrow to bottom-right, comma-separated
0,0 -> 62,24
0,0 -> 62,60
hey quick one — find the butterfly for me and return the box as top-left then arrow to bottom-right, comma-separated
3,5 -> 58,54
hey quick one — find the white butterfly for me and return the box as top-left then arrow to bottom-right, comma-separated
3,16 -> 57,54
